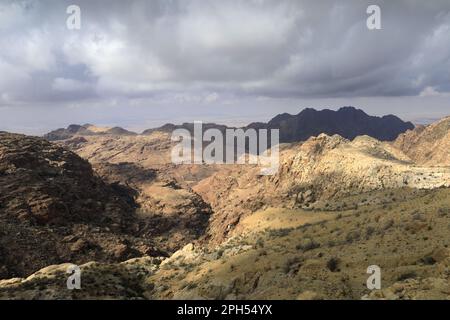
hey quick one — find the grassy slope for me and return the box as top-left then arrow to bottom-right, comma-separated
148,187 -> 450,299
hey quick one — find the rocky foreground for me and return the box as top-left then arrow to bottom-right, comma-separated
1,187 -> 449,300
0,132 -> 169,279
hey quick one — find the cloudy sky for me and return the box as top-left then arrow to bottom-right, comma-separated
0,0 -> 449,134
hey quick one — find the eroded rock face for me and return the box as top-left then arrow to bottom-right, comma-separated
0,113 -> 449,299
44,124 -> 137,141
53,131 -> 215,254
282,134 -> 450,198
41,116 -> 450,253
194,134 -> 450,244
93,162 -> 212,253
0,132 -> 159,279
393,116 -> 450,166
59,132 -> 174,168
0,132 -> 134,226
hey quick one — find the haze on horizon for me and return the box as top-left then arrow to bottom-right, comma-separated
0,0 -> 449,135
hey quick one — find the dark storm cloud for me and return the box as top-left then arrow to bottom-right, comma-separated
0,0 -> 449,134
1,0 -> 450,103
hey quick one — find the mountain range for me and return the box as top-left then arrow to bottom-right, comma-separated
45,107 -> 414,143
0,108 -> 449,300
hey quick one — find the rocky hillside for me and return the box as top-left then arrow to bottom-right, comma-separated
93,162 -> 212,253
59,131 -> 174,168
393,116 -> 450,166
44,116 -> 450,248
248,107 -> 414,142
44,117 -> 450,247
10,114 -> 445,300
193,133 -> 450,244
44,124 -> 137,141
0,132 -> 166,279
1,187 -> 449,300
54,133 -> 213,251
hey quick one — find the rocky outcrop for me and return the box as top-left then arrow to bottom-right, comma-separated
279,134 -> 450,199
58,132 -> 174,168
194,133 -> 450,244
393,116 -> 450,166
0,132 -> 134,226
44,124 -> 137,141
0,132 -> 160,279
0,257 -> 163,300
94,162 -> 212,253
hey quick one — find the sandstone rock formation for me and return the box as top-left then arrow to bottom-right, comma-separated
394,116 -> 450,166
44,124 -> 137,141
0,132 -> 161,279
193,133 -> 450,244
2,188 -> 450,300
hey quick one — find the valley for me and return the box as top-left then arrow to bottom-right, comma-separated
0,107 -> 449,300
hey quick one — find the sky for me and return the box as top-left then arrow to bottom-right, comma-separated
0,0 -> 449,135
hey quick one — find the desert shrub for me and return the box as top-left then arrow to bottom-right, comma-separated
419,255 -> 436,266
282,257 -> 302,275
296,238 -> 320,252
326,257 -> 340,272
258,249 -> 267,256
438,207 -> 450,217
396,271 -> 417,281
186,282 -> 198,290
366,225 -> 375,235
216,249 -> 224,259
255,238 -> 265,248
268,228 -> 293,238
327,240 -> 336,247
412,211 -> 425,221
345,231 -> 360,244
383,219 -> 395,230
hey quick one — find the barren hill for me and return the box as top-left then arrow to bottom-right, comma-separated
1,187 -> 450,300
0,132 -> 168,278
45,117 -> 450,247
60,131 -> 174,168
394,116 -> 450,166
193,133 -> 450,244
44,124 -> 137,141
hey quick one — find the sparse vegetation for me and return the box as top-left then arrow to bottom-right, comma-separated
326,257 -> 340,273
1,115 -> 450,300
